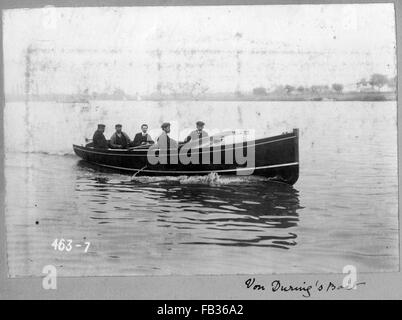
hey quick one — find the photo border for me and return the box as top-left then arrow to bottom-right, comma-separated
0,0 -> 400,299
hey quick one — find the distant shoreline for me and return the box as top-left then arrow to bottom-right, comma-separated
5,91 -> 396,103
237,91 -> 397,102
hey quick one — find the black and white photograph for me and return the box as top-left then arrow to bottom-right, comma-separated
1,2 -> 398,281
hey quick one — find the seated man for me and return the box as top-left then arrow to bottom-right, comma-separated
184,121 -> 209,144
132,124 -> 154,147
92,124 -> 108,149
109,124 -> 131,149
157,122 -> 178,149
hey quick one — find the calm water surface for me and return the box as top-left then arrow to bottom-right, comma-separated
4,101 -> 399,276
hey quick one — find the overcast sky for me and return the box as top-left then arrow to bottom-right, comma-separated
3,3 -> 397,96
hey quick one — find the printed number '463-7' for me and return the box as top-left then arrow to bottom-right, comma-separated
51,239 -> 90,252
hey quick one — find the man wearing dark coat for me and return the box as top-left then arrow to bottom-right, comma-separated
109,124 -> 131,149
92,124 -> 108,149
132,124 -> 154,147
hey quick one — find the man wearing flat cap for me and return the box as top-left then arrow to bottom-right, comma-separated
109,124 -> 131,149
92,124 -> 108,149
184,121 -> 209,144
157,122 -> 178,149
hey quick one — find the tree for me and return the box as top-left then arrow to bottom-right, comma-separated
284,85 -> 295,94
369,74 -> 388,90
357,78 -> 368,87
112,88 -> 128,99
297,86 -> 305,93
311,85 -> 329,94
273,85 -> 286,93
388,75 -> 397,89
252,87 -> 267,96
332,83 -> 344,93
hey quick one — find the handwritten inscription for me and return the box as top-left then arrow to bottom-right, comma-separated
245,278 -> 366,298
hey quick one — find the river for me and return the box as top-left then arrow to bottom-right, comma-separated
3,100 -> 399,276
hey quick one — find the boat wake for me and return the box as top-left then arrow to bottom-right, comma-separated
130,172 -> 272,186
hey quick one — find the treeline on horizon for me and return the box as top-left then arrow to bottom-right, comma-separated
7,73 -> 397,102
250,73 -> 396,101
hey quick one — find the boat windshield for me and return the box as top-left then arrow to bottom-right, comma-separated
192,130 -> 255,148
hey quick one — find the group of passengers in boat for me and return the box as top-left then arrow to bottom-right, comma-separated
92,121 -> 208,150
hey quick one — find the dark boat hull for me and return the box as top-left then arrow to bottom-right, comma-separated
73,129 -> 299,185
